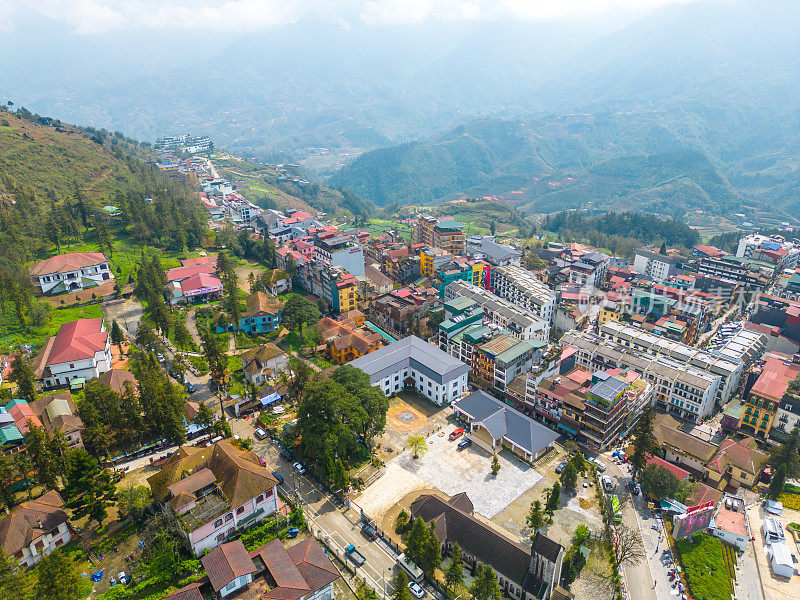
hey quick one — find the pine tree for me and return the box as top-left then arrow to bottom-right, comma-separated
768,463 -> 786,500
63,450 -> 117,526
34,550 -> 81,600
560,462 -> 578,492
406,517 -> 429,565
10,356 -> 36,403
444,542 -> 464,595
491,453 -> 501,476
110,319 -> 125,353
630,406 -> 655,479
392,569 -> 412,600
0,549 -> 33,598
545,481 -> 561,515
470,564 -> 501,600
419,521 -> 442,575
527,500 -> 545,539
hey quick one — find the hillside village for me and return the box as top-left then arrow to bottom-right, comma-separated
2,122 -> 800,600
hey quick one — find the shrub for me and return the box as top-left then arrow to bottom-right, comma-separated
396,510 -> 410,533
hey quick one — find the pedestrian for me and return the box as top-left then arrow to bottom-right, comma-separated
653,580 -> 657,588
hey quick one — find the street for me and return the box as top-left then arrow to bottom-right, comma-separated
250,435 -> 441,600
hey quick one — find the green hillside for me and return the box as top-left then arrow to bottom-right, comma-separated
0,107 -> 207,263
328,113 -> 798,220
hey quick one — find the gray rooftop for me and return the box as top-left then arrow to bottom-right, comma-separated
350,335 -> 470,385
453,390 -> 559,455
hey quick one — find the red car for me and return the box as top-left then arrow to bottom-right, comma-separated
449,428 -> 464,441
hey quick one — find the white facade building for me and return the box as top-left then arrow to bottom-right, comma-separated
35,318 -> 112,388
489,265 -> 557,323
28,252 -> 113,295
350,336 -> 470,405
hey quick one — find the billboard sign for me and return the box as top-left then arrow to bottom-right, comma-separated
672,505 -> 715,539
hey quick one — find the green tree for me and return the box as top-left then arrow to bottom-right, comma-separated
110,319 -> 125,353
527,500 -> 545,538
392,569 -> 412,600
768,463 -> 787,500
10,356 -> 36,403
545,481 -> 561,515
406,435 -> 427,459
573,524 -> 590,546
560,461 -> 578,492
117,485 -> 152,522
202,330 -> 228,393
0,454 -> 18,509
24,424 -> 62,491
395,510 -> 410,534
63,450 -> 117,526
769,424 -> 800,479
0,549 -> 33,599
405,517 -> 429,565
141,532 -> 181,583
34,550 -> 81,600
470,563 -> 501,600
419,521 -> 442,575
282,294 -> 321,331
194,401 -> 216,430
630,406 -> 655,479
444,542 -> 464,595
639,464 -> 695,502
491,453 -> 500,476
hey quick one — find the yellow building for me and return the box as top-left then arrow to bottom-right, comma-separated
419,247 -> 451,278
334,271 -> 359,314
739,353 -> 799,438
414,216 -> 466,255
471,261 -> 488,287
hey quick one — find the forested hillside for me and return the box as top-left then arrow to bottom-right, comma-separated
328,113 -> 799,220
543,211 -> 700,256
0,108 -> 207,263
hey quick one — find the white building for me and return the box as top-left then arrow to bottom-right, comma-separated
28,252 -> 113,295
562,330 -> 720,422
567,252 -> 610,290
737,233 -> 800,268
0,491 -> 73,568
767,542 -> 797,578
489,265 -> 557,323
599,320 -> 743,406
349,336 -> 470,405
710,496 -> 749,550
34,318 -> 112,388
632,249 -> 687,282
444,281 -> 549,341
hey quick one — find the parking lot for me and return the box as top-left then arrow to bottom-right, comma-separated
357,427 -> 543,521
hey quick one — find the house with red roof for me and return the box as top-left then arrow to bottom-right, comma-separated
28,252 -> 113,296
166,274 -> 222,305
33,318 -> 112,389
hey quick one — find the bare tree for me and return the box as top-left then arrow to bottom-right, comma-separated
612,524 -> 645,567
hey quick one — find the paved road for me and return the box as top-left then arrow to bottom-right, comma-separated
252,438 -> 409,600
599,453 -> 658,600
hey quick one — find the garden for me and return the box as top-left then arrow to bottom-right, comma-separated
674,533 -> 734,600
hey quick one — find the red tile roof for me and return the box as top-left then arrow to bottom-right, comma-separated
47,319 -> 107,366
201,540 -> 257,592
751,353 -> 800,401
646,454 -> 689,480
28,252 -> 108,276
180,273 -> 222,295
167,264 -> 216,282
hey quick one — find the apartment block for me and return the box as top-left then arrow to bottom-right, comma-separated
414,216 -> 466,255
562,330 -> 720,423
489,265 -> 557,323
598,320 -> 742,407
444,282 -> 549,341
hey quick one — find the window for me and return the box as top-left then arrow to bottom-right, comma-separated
236,506 -> 245,515
225,513 -> 233,522
265,488 -> 273,497
214,519 -> 223,528
217,533 -> 226,542
257,494 -> 264,504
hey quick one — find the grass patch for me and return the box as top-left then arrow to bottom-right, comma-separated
309,355 -> 334,369
0,303 -> 103,352
778,492 -> 800,511
675,533 -> 733,600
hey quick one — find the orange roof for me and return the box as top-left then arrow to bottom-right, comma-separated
646,454 -> 689,480
751,353 -> 800,401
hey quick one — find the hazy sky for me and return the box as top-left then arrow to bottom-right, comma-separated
2,0 -> 697,34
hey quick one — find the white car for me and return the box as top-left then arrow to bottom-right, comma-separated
254,428 -> 267,440
407,582 -> 426,598
293,462 -> 306,474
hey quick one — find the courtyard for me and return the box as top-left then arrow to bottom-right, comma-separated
358,425 -> 543,523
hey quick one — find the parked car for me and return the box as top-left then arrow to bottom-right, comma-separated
449,428 -> 464,441
457,438 -> 472,450
345,544 -> 366,566
361,523 -> 378,541
293,462 -> 306,474
272,471 -> 284,484
280,449 -> 294,461
185,382 -> 197,393
254,428 -> 267,440
555,461 -> 567,474
628,480 -> 640,495
407,582 -> 426,599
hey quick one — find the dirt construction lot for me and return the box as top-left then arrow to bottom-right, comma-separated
746,503 -> 800,600
357,429 -> 543,523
